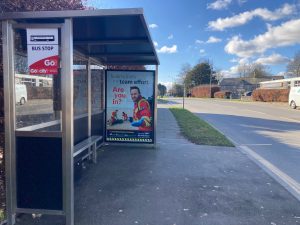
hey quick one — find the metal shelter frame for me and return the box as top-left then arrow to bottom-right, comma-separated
1,8 -> 159,225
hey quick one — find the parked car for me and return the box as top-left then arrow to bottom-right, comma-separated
15,84 -> 27,105
289,86 -> 300,109
243,91 -> 252,97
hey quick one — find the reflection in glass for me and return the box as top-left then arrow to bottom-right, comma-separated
14,29 -> 61,131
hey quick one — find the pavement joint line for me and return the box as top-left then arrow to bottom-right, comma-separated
239,145 -> 300,202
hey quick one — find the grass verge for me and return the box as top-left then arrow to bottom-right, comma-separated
170,107 -> 234,147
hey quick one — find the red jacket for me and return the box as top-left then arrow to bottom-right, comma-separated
133,96 -> 152,131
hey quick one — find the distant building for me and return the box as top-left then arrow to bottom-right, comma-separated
259,77 -> 300,89
219,76 -> 284,98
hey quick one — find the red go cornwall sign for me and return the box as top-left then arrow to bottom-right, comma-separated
27,28 -> 59,75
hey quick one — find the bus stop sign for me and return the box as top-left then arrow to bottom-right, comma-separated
27,28 -> 59,75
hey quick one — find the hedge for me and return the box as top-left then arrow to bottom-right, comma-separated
252,89 -> 289,102
27,86 -> 53,100
214,91 -> 231,99
191,85 -> 220,98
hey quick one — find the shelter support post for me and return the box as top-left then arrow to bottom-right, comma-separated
3,20 -> 16,225
88,58 -> 92,137
154,65 -> 158,148
61,18 -> 74,225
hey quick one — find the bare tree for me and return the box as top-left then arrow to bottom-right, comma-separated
237,62 -> 270,78
214,70 -> 225,83
287,51 -> 300,77
237,63 -> 251,78
178,63 -> 192,84
250,63 -> 270,78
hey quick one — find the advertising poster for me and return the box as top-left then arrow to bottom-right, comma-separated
106,70 -> 155,143
27,28 -> 59,75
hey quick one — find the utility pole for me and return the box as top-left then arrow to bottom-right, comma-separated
183,83 -> 185,109
209,65 -> 212,98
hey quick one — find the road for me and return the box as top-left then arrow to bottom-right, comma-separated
16,99 -> 55,129
169,98 -> 300,199
16,99 -> 53,116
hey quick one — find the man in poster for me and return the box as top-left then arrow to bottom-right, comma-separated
130,86 -> 152,131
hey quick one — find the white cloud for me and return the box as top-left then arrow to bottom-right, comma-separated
157,45 -> 178,54
230,58 -> 238,63
195,40 -> 204,44
225,19 -> 300,57
196,36 -> 222,44
219,67 -> 239,78
168,34 -> 174,40
159,81 -> 173,90
238,0 -> 247,4
238,57 -> 249,65
208,3 -> 296,31
149,24 -> 158,29
206,36 -> 222,43
200,49 -> 206,55
153,41 -> 158,47
207,0 -> 232,10
229,65 -> 239,74
255,53 -> 290,65
277,71 -> 286,77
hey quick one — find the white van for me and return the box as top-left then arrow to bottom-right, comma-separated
15,84 -> 28,105
289,80 -> 300,109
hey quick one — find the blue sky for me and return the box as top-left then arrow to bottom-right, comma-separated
86,0 -> 300,87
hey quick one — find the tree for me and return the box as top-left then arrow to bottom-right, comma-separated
237,63 -> 270,78
178,63 -> 192,84
185,61 -> 217,88
157,83 -> 167,97
287,51 -> 300,77
249,63 -> 270,78
237,63 -> 252,78
169,83 -> 184,97
177,63 -> 192,95
0,0 -> 85,12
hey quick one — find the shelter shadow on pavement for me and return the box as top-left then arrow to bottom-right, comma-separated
16,108 -> 300,225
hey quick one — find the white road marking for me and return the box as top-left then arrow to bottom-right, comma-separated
243,109 -> 299,123
242,144 -> 272,146
239,145 -> 300,201
244,109 -> 268,115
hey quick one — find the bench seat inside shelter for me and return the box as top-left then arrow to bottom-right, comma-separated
73,135 -> 103,164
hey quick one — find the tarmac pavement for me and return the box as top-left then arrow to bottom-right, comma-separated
16,107 -> 300,225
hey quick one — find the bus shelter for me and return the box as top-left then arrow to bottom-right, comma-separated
1,8 -> 159,225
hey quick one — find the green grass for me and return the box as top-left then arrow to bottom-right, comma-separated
0,209 -> 5,222
170,107 -> 235,147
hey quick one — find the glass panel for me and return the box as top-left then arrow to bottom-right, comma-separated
73,57 -> 88,117
73,56 -> 88,144
14,28 -> 62,131
91,65 -> 105,114
91,65 -> 105,137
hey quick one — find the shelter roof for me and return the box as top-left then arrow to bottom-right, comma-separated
0,8 -> 159,65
